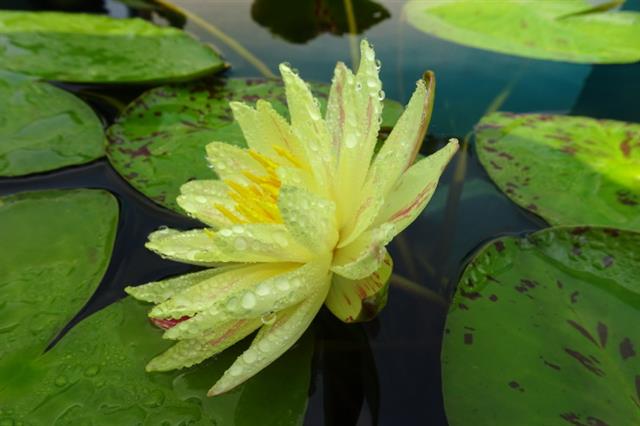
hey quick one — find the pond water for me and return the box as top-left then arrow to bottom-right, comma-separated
1,0 -> 639,424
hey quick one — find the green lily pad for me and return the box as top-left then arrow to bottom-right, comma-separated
0,72 -> 104,176
0,298 -> 314,425
404,0 -> 640,64
106,78 -> 403,213
442,226 -> 640,425
0,11 -> 225,83
0,189 -> 313,424
0,189 -> 118,381
475,112 -> 640,231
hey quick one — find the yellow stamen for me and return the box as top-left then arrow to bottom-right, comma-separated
272,145 -> 303,168
248,149 -> 278,171
214,203 -> 246,224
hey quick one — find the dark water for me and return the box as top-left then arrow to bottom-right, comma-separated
1,0 -> 639,424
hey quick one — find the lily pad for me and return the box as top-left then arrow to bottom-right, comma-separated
0,189 -> 118,378
404,0 -> 640,64
442,226 -> 640,425
0,72 -> 104,176
475,113 -> 640,231
0,298 -> 314,425
106,78 -> 403,213
0,189 -> 313,424
0,11 -> 225,83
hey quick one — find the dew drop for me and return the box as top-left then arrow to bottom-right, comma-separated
261,311 -> 277,325
243,350 -> 257,363
355,82 -> 362,91
274,233 -> 289,247
277,280 -> 290,291
367,78 -> 377,88
54,375 -> 67,387
256,283 -> 271,296
241,292 -> 256,310
375,59 -> 382,70
195,196 -> 207,203
229,365 -> 243,377
84,365 -> 100,377
158,225 -> 169,231
232,225 -> 244,234
378,90 -> 386,101
258,339 -> 272,352
220,228 -> 232,237
234,238 -> 247,250
345,133 -> 358,148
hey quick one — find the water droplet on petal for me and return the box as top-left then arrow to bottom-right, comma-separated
375,59 -> 382,70
241,292 -> 256,310
229,365 -> 243,376
345,133 -> 358,148
220,228 -> 232,237
243,350 -> 257,363
261,311 -> 277,325
355,82 -> 362,91
234,238 -> 247,250
277,280 -> 290,291
256,283 -> 271,296
378,90 -> 385,101
54,375 -> 67,387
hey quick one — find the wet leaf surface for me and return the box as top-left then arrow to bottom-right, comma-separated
0,189 -> 118,385
442,226 -> 640,426
0,72 -> 104,176
0,190 -> 313,425
106,77 -> 403,213
475,112 -> 640,231
405,0 -> 640,63
0,11 -> 225,83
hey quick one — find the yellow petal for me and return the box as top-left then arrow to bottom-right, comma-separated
278,186 -> 338,252
161,260 -> 329,341
329,41 -> 384,227
330,224 -> 395,280
125,265 -> 242,304
177,180 -> 238,229
279,63 -> 333,196
230,100 -> 309,170
373,139 -> 459,234
149,263 -> 291,319
325,251 -> 393,323
340,74 -> 435,247
205,141 -> 265,181
207,276 -> 330,396
145,224 -> 312,266
146,318 -> 261,371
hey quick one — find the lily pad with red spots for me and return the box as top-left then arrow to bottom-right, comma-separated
106,77 -> 404,213
404,0 -> 640,64
475,113 -> 640,231
442,226 -> 640,426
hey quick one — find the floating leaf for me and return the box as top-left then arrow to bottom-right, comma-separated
0,11 -> 225,83
0,189 -> 118,379
0,298 -> 314,425
404,0 -> 640,64
0,190 -> 313,424
0,72 -> 104,176
442,226 -> 640,425
475,113 -> 640,231
106,78 -> 403,212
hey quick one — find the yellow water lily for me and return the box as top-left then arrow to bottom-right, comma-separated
126,40 -> 458,396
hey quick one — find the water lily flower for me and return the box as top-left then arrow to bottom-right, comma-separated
126,40 -> 458,396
